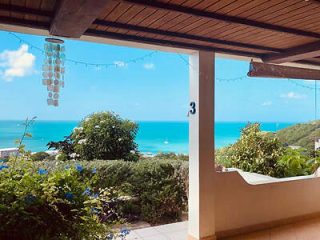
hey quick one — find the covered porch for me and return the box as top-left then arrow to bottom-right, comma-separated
2,1 -> 320,239
127,218 -> 320,240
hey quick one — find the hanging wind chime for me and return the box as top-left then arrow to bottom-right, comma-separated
42,38 -> 65,107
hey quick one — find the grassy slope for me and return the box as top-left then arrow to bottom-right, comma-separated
275,120 -> 320,151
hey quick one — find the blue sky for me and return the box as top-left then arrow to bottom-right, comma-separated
0,30 -> 318,122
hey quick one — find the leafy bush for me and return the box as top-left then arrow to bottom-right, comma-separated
131,160 -> 187,224
215,123 -> 320,178
47,135 -> 74,159
31,151 -> 50,161
55,152 -> 69,161
215,147 -> 234,168
0,117 -> 131,239
226,123 -> 285,177
277,148 -> 320,177
39,159 -> 188,225
0,157 -> 122,239
71,112 -> 139,161
152,152 -> 189,161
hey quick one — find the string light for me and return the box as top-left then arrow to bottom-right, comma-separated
178,53 -> 247,82
8,31 -> 320,92
177,53 -> 320,89
8,32 -> 157,69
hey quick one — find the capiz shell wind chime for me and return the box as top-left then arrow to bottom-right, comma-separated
42,38 -> 65,107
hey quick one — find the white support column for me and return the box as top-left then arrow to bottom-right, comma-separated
188,51 -> 216,240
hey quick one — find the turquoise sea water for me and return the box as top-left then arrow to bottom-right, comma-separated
0,121 -> 294,154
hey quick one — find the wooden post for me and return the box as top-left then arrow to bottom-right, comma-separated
188,51 -> 216,240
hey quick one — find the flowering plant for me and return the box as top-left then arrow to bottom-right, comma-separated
0,158 -> 119,239
71,112 -> 139,161
0,118 -> 127,239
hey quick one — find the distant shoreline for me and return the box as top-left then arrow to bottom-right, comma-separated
0,121 -> 295,154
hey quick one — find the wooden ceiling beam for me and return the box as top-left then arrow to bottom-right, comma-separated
84,29 -> 320,67
0,16 -> 49,30
93,20 -> 282,53
120,0 -> 320,39
0,4 -> 52,17
50,0 -> 112,38
263,41 -> 320,64
85,29 -> 262,58
248,61 -> 320,80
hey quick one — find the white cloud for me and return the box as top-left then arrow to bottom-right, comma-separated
280,91 -> 306,100
261,101 -> 272,107
0,44 -> 36,81
113,61 -> 127,68
143,63 -> 155,70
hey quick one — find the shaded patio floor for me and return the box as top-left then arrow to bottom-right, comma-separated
126,217 -> 320,239
127,221 -> 187,240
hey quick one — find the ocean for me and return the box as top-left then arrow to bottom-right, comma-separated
0,121 -> 294,154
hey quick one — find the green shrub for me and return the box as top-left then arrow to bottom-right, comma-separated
130,160 -> 188,224
227,123 -> 285,177
31,151 -> 50,161
152,152 -> 189,161
0,157 -> 121,240
55,152 -> 69,161
277,148 -> 314,177
47,135 -> 74,159
71,112 -> 139,161
39,159 -> 188,225
215,147 -> 233,168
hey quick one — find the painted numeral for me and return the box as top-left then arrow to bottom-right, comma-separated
189,102 -> 196,115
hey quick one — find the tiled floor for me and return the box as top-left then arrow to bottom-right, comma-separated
126,217 -> 320,240
223,217 -> 320,240
127,221 -> 188,240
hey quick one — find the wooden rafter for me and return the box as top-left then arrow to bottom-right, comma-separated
85,29 -> 262,58
50,0 -> 111,38
120,0 -> 320,39
0,4 -> 52,17
93,20 -> 282,53
0,16 -> 49,30
248,62 -> 320,80
263,41 -> 320,64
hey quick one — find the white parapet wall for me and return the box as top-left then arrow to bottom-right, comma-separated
214,170 -> 320,238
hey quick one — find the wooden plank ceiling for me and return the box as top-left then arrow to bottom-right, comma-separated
1,0 -> 320,67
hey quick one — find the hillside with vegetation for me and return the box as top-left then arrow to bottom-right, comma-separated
275,120 -> 320,152
215,123 -> 320,178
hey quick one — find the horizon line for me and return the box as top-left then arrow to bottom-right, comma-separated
0,119 -> 305,123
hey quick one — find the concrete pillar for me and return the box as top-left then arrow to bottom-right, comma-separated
188,51 -> 216,240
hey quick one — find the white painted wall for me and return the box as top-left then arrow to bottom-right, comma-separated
214,171 -> 320,238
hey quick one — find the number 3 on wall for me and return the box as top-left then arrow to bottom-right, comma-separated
189,102 -> 196,115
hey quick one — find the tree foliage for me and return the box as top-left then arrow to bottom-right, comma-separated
217,123 -> 320,178
227,123 -> 285,177
47,135 -> 74,159
71,112 -> 139,161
